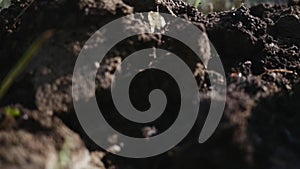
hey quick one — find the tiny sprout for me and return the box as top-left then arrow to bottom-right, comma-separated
0,0 -> 11,9
187,0 -> 202,8
4,106 -> 21,118
194,0 -> 202,8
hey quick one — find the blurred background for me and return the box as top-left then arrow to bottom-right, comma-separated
186,0 -> 288,12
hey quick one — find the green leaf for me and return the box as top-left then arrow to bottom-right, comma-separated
4,106 -> 21,118
187,0 -> 202,8
193,0 -> 202,8
0,0 -> 11,9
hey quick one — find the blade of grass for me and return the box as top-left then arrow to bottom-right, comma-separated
0,30 -> 55,100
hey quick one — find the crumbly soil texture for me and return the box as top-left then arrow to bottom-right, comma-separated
1,0 -> 300,169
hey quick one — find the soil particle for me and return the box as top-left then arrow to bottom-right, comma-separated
204,6 -> 267,70
250,4 -> 300,46
271,14 -> 300,46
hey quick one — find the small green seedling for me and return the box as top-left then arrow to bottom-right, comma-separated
0,0 -> 11,9
187,0 -> 202,8
4,106 -> 21,117
194,0 -> 202,8
57,137 -> 72,169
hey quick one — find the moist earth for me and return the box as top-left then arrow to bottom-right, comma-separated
0,0 -> 300,169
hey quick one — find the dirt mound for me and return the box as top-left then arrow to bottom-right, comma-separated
0,0 -> 300,169
0,105 -> 105,169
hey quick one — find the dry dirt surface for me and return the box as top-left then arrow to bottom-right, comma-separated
0,0 -> 300,169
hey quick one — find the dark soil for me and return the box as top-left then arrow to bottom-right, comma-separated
0,0 -> 300,169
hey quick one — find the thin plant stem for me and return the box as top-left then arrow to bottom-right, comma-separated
0,30 -> 55,100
